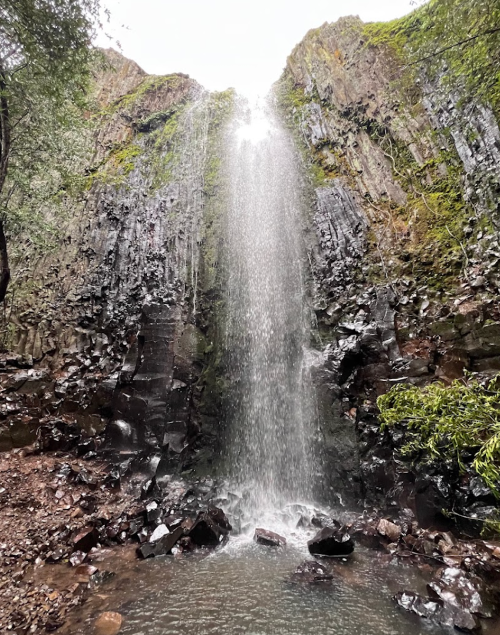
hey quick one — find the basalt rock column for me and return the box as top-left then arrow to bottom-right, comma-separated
224,99 -> 317,515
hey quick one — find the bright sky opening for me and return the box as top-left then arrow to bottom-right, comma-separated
96,1 -> 415,98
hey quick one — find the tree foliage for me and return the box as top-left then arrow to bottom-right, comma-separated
377,373 -> 500,496
0,0 -> 103,299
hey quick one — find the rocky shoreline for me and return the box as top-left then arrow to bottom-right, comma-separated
1,432 -> 499,634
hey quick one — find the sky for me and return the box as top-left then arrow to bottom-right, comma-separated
95,1 -> 415,97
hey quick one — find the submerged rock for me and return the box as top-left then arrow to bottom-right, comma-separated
291,560 -> 333,583
94,611 -> 123,635
254,528 -> 286,548
308,527 -> 354,557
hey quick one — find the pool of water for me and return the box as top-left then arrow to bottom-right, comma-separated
64,529 -> 452,635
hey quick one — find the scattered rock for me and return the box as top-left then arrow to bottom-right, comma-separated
137,526 -> 184,559
377,518 -> 401,542
254,528 -> 286,548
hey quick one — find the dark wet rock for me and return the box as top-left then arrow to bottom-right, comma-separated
189,508 -> 231,548
254,528 -> 286,548
291,560 -> 334,583
137,525 -> 184,559
207,506 -> 232,532
77,437 -> 96,456
145,501 -> 162,524
72,527 -> 99,553
394,590 -> 480,632
308,526 -> 354,557
103,468 -> 121,490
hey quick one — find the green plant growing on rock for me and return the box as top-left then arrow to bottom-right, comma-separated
377,373 -> 500,496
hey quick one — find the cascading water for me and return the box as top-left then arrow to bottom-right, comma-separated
65,92 -> 454,635
223,96 -> 318,523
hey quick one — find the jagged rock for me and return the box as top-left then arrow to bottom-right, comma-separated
149,524 -> 169,542
254,528 -> 286,548
428,567 -> 492,618
189,508 -> 231,547
291,560 -> 333,583
377,519 -> 401,542
394,591 -> 480,632
308,526 -> 354,557
137,526 -> 184,559
72,527 -> 99,553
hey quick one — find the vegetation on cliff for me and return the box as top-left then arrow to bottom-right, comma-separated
0,0 -> 104,301
378,374 -> 500,497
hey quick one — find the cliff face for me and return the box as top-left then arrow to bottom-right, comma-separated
278,14 -> 500,523
2,11 -> 500,528
0,49 -> 232,471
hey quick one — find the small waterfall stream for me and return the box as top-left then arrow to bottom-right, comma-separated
223,97 -> 317,522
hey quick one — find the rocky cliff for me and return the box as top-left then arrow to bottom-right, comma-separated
277,11 -> 500,525
2,6 -> 500,531
0,49 -> 233,476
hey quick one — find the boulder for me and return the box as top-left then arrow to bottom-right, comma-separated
428,567 -> 492,618
189,507 -> 231,548
308,527 -> 354,557
254,528 -> 286,548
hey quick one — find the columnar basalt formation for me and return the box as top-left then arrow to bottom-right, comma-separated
278,15 -> 500,523
0,50 -> 232,470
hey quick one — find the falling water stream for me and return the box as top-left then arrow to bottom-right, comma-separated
223,97 -> 316,524
63,96 -> 456,635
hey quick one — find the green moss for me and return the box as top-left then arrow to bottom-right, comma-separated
108,75 -> 181,113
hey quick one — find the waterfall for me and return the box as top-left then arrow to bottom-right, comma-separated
223,96 -> 317,521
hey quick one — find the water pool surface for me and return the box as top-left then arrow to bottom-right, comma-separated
65,533 -> 454,635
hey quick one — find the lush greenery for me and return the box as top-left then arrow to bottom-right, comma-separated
364,0 -> 500,112
378,374 -> 500,496
0,0 -> 103,299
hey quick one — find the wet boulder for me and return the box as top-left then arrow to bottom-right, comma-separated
308,527 -> 354,557
254,528 -> 286,548
377,518 -> 402,543
394,591 -> 480,632
189,507 -> 231,547
137,525 -> 184,559
207,506 -> 232,532
428,567 -> 493,618
291,560 -> 333,583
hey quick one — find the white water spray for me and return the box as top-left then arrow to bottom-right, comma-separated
223,95 -> 318,526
